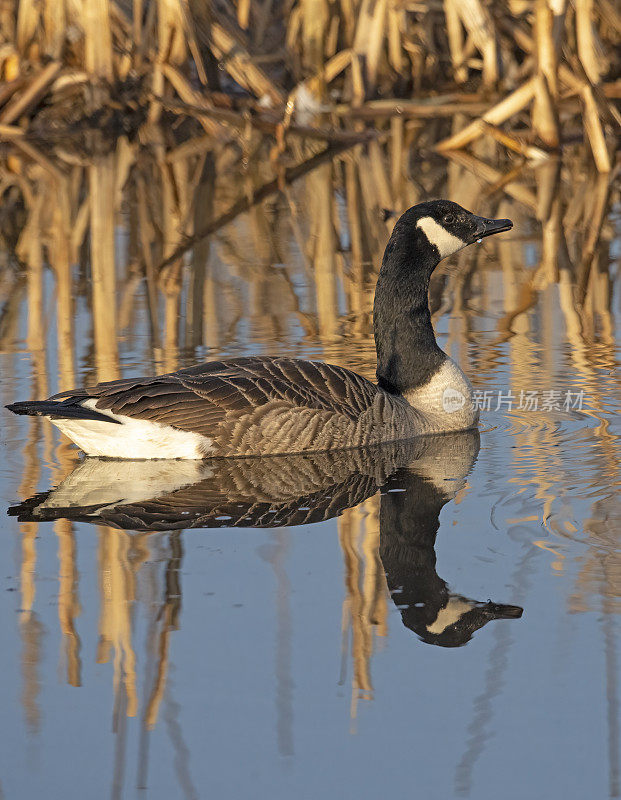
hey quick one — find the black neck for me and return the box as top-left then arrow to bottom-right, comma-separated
379,468 -> 450,637
373,227 -> 446,394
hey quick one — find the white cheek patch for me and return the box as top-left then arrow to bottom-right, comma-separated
427,598 -> 475,634
416,216 -> 467,259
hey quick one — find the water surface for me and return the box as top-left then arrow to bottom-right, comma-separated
0,136 -> 619,799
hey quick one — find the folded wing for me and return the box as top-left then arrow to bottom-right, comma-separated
50,356 -> 381,452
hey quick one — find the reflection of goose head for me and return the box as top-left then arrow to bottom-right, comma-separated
379,431 -> 522,647
418,596 -> 523,648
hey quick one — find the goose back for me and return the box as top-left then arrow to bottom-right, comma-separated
50,356 -> 421,457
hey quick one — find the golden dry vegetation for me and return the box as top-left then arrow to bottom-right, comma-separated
1,0 -> 620,764
0,0 -> 619,169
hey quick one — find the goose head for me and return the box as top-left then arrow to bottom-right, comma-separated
386,199 -> 513,269
374,201 -> 512,398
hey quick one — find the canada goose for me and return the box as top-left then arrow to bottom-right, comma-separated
6,200 -> 512,459
10,432 -> 522,647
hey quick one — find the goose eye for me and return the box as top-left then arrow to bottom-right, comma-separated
443,213 -> 455,225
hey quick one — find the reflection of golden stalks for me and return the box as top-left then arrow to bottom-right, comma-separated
338,495 -> 388,722
97,528 -> 139,719
2,109 -> 619,744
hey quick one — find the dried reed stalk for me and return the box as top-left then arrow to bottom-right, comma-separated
389,115 -> 404,200
0,123 -> 25,139
444,150 -> 537,210
435,78 -> 536,151
340,97 -> 489,119
532,0 -> 559,147
15,0 -> 37,57
83,0 -> 114,81
89,156 -> 119,381
160,63 -> 225,136
444,0 -> 468,84
503,16 -> 615,170
0,61 -> 61,124
288,47 -> 353,109
299,0 -> 330,74
453,0 -> 499,87
575,0 -> 603,85
482,123 -> 548,161
581,84 -> 611,173
365,0 -> 388,94
158,0 -> 188,66
532,74 -> 559,148
211,18 -> 285,105
0,76 -> 26,109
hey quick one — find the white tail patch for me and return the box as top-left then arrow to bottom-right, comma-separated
50,399 -> 213,459
39,458 -> 212,510
417,216 -> 466,259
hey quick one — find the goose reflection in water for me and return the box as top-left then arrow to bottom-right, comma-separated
10,431 -> 522,647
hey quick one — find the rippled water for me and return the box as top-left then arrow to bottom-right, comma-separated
0,139 -> 619,799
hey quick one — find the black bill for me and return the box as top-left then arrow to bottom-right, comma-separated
483,602 -> 523,619
472,215 -> 513,242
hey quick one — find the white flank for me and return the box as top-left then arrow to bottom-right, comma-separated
427,598 -> 474,634
51,398 -> 213,459
416,216 -> 466,259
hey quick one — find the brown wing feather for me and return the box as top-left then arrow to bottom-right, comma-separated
51,357 -> 380,444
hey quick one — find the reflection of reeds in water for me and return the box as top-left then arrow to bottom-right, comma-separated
15,181 -> 50,731
143,532 -> 182,730
570,495 -> 621,616
1,115 -> 619,752
18,445 -> 43,733
338,495 -> 388,724
470,160 -> 621,619
3,123 -> 613,379
55,516 -> 82,686
53,443 -> 82,687
18,426 -> 44,731
309,159 -> 339,339
97,529 -> 140,721
2,123 -> 618,528
454,544 -> 538,797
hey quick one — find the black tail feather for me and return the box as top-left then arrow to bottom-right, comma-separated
5,400 -> 121,424
8,493 -> 111,523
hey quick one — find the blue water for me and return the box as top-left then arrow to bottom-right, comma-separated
0,153 -> 619,800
